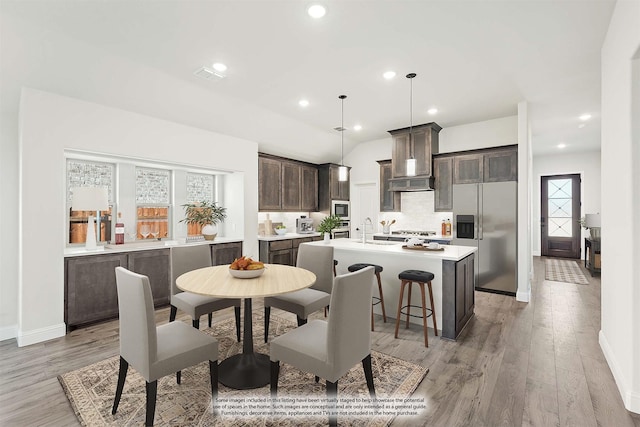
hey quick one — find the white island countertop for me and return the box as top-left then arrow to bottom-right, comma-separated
306,238 -> 475,261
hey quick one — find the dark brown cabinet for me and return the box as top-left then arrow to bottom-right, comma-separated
441,253 -> 475,340
258,156 -> 282,211
483,149 -> 517,182
318,163 -> 350,212
259,154 -> 318,212
433,156 -> 453,211
259,236 -> 322,266
377,160 -> 401,212
453,146 -> 517,184
211,241 -> 243,265
65,253 -> 127,329
389,123 -> 442,178
127,249 -> 171,307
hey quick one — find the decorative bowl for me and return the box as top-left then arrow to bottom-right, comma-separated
229,267 -> 265,279
274,228 -> 287,235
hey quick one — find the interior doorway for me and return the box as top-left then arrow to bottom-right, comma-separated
541,174 -> 581,258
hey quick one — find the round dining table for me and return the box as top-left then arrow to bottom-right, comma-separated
176,263 -> 316,389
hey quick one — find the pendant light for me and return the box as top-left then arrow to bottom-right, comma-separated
406,73 -> 417,177
338,94 -> 348,181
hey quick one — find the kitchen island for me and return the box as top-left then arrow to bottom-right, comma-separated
306,239 -> 477,340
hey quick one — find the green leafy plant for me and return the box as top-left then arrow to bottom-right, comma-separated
180,201 -> 227,226
275,224 -> 286,229
578,216 -> 589,229
317,214 -> 342,235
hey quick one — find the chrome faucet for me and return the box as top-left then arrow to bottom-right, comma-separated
362,217 -> 372,243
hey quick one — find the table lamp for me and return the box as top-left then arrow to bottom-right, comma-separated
585,213 -> 601,240
71,187 -> 109,250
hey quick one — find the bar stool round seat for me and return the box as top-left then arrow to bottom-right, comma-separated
347,263 -> 386,331
395,269 -> 438,347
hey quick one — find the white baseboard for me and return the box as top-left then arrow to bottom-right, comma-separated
17,323 -> 66,347
0,324 -> 18,342
533,250 -> 541,257
516,289 -> 531,302
599,330 -> 640,414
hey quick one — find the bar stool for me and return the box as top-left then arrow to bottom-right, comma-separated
394,270 -> 438,347
347,263 -> 387,331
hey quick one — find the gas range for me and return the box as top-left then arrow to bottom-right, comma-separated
391,230 -> 437,237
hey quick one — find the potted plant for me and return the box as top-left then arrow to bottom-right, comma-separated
317,214 -> 342,240
180,201 -> 227,240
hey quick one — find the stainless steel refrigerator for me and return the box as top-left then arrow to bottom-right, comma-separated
452,182 -> 517,296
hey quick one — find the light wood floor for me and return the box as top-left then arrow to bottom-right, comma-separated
1,257 -> 639,426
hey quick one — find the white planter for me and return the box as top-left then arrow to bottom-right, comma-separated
202,224 -> 218,240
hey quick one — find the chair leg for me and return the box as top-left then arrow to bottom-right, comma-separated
169,305 -> 177,322
192,318 -> 200,329
394,281 -> 406,338
362,354 -> 376,400
177,370 -> 181,384
376,272 -> 387,322
234,306 -> 241,342
264,306 -> 271,343
315,375 -> 320,383
270,361 -> 280,397
419,283 -> 429,348
209,360 -> 218,402
145,380 -> 158,427
405,282 -> 413,329
297,316 -> 307,327
208,313 -> 213,328
112,356 -> 129,415
427,281 -> 438,336
326,380 -> 338,427
371,305 -> 375,332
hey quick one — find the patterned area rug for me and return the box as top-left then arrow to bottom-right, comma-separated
545,258 -> 589,285
59,311 -> 428,426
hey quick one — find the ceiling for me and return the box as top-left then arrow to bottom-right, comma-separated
1,0 -> 613,161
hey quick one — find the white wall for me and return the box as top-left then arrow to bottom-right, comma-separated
599,0 -> 640,414
439,116 -> 518,153
17,89 -> 258,346
532,150 -> 601,257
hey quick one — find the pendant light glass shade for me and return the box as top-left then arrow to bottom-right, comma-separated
338,95 -> 348,182
406,73 -> 416,177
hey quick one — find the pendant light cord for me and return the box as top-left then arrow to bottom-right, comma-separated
339,94 -> 347,166
407,73 -> 416,159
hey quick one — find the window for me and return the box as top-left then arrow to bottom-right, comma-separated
66,159 -> 115,244
135,167 -> 171,240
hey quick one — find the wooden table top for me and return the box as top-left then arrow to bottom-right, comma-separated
176,264 -> 317,298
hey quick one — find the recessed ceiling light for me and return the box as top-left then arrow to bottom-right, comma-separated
307,4 -> 326,18
558,143 -> 566,149
427,108 -> 438,115
579,113 -> 592,121
212,63 -> 227,72
578,123 -> 586,128
353,124 -> 362,131
383,71 -> 396,80
298,99 -> 310,107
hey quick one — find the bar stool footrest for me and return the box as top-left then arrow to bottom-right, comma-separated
400,305 -> 434,319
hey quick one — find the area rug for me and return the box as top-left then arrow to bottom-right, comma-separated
59,311 -> 428,426
545,258 -> 589,285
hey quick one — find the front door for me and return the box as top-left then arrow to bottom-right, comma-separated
541,174 -> 581,258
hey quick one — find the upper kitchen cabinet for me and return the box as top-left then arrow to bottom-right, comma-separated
389,122 -> 442,178
483,148 -> 517,182
258,155 -> 282,211
377,160 -> 401,212
259,154 -> 318,212
318,163 -> 350,211
433,156 -> 453,211
452,145 -> 517,184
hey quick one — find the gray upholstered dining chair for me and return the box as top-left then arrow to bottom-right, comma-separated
170,245 -> 241,341
263,243 -> 334,342
270,266 -> 376,427
112,266 -> 219,427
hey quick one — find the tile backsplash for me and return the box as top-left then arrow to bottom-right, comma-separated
376,191 -> 452,234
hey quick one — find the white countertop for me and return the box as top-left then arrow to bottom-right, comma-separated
307,238 -> 475,261
373,232 -> 453,241
64,237 -> 243,257
258,232 -> 321,241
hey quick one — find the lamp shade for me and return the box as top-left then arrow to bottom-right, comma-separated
71,187 -> 109,211
585,213 -> 601,228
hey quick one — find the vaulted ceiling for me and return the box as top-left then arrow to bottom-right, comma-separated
1,0 -> 613,162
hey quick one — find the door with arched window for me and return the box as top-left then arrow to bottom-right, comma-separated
541,174 -> 581,258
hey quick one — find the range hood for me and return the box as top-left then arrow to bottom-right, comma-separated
388,175 -> 435,192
